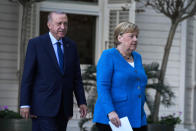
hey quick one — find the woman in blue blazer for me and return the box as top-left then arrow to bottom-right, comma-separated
93,22 -> 147,131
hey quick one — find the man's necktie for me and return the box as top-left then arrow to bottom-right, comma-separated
56,42 -> 64,74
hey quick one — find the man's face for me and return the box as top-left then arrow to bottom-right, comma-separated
47,13 -> 68,40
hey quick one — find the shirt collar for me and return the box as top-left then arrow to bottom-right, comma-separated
49,32 -> 63,45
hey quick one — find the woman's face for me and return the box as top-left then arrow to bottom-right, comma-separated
118,32 -> 138,53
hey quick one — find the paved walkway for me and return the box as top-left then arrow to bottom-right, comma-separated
67,119 -> 93,131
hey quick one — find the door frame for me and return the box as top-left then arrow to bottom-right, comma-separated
37,1 -> 102,64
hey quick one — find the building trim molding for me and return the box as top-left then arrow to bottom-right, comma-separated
39,1 -> 99,16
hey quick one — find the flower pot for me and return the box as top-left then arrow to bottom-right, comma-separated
0,119 -> 32,131
148,123 -> 174,131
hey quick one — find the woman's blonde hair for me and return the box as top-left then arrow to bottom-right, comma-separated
114,22 -> 139,46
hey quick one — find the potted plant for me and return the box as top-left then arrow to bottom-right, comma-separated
0,105 -> 32,131
143,62 -> 181,131
147,113 -> 181,131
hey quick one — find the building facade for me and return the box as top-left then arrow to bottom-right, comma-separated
0,0 -> 196,130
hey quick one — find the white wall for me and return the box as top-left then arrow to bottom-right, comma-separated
0,0 -> 19,111
184,17 -> 196,129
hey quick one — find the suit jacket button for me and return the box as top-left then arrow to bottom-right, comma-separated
138,86 -> 140,89
134,70 -> 137,73
138,95 -> 141,98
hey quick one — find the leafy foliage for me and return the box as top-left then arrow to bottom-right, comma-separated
159,114 -> 181,125
148,113 -> 181,125
0,106 -> 22,119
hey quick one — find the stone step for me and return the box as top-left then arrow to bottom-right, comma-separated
67,119 -> 93,131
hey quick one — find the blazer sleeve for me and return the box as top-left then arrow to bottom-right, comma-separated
96,50 -> 115,115
73,45 -> 87,106
20,39 -> 37,106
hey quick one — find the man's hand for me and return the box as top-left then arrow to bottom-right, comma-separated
20,107 -> 30,119
20,107 -> 37,119
79,104 -> 88,118
108,111 -> 121,127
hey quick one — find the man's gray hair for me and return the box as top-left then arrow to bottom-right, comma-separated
47,11 -> 67,22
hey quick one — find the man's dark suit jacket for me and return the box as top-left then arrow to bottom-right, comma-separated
20,33 -> 86,118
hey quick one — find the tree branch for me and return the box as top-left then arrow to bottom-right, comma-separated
178,1 -> 196,23
181,0 -> 195,14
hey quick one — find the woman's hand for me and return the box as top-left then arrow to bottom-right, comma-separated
108,111 -> 121,127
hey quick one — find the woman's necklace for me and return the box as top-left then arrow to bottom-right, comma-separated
116,48 -> 133,61
123,55 -> 133,61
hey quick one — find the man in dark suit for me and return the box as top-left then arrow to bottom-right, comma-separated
20,11 -> 87,131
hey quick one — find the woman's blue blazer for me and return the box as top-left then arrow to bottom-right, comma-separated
93,48 -> 147,128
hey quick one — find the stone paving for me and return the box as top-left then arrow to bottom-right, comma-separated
67,119 -> 80,131
67,119 -> 93,131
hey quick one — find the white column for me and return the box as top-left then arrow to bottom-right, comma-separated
179,20 -> 187,127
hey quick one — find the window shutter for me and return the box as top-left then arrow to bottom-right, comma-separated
108,9 -> 129,48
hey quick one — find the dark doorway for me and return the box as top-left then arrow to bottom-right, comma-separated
40,11 -> 96,64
